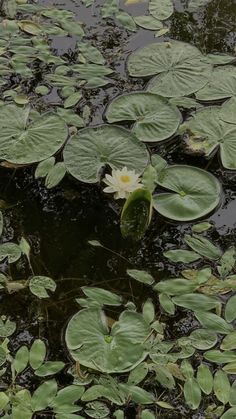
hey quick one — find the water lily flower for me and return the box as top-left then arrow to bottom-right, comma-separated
103,167 -> 142,200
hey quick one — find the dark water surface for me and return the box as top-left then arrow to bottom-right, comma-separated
1,0 -> 236,417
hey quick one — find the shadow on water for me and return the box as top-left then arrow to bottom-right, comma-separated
1,0 -> 236,417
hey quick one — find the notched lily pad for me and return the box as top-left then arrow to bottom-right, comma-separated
63,125 -> 149,183
127,41 -> 212,97
0,105 -> 68,164
106,92 -> 181,142
65,308 -> 151,373
153,165 -> 221,221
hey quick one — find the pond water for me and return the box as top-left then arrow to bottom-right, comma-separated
1,0 -> 236,418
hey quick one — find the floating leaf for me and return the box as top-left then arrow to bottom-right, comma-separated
35,361 -> 65,377
142,165 -> 157,193
153,364 -> 175,389
63,125 -> 149,183
82,287 -> 122,306
29,339 -> 46,370
127,269 -> 154,285
197,364 -> 213,395
159,293 -> 175,314
218,248 -> 235,278
189,329 -> 218,350
154,278 -> 198,295
142,299 -> 155,324
220,407 -> 236,418
225,295 -> 236,323
64,92 -> 82,109
184,378 -> 201,410
128,41 -> 211,97
0,105 -> 67,164
184,234 -> 221,260
214,370 -> 230,404
65,308 -> 150,373
196,66 -> 236,101
13,346 -> 29,374
183,106 -> 236,170
45,162 -> 67,189
0,317 -> 16,337
29,276 -> 56,298
194,311 -> 233,334
153,165 -> 221,221
31,379 -> 58,411
35,157 -> 55,179
172,294 -> 219,311
85,401 -> 109,418
0,243 -> 21,263
141,410 -> 155,419
192,222 -> 212,233
204,350 -> 236,364
116,10 -> 136,32
221,332 -> 236,351
106,92 -> 181,142
164,249 -> 201,263
121,189 -> 152,240
18,20 -> 41,35
134,16 -> 163,30
128,363 -> 149,385
223,362 -> 236,374
149,0 -> 174,20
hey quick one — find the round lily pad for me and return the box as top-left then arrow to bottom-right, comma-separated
153,165 -> 221,221
65,308 -> 150,373
183,106 -> 236,170
105,92 -> 181,142
127,41 -> 211,97
196,66 -> 236,101
0,105 -> 68,164
63,125 -> 149,183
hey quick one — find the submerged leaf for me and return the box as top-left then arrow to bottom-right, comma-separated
121,189 -> 152,240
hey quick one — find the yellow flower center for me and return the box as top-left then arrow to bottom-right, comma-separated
120,175 -> 131,183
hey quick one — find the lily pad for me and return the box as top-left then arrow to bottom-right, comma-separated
0,105 -> 68,164
65,308 -> 150,373
63,125 -> 149,183
153,165 -> 221,221
182,106 -> 236,170
105,92 -> 181,142
127,41 -> 211,97
196,66 -> 236,101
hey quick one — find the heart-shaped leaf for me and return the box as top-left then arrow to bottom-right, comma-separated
153,165 -> 221,221
128,41 -> 211,97
65,308 -> 150,373
63,125 -> 149,183
106,92 -> 181,142
0,105 -> 68,164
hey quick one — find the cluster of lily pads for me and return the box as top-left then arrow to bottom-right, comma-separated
0,0 -> 235,241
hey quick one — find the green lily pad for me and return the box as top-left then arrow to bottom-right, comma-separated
105,92 -> 181,142
63,125 -> 149,183
196,66 -> 236,101
182,106 -> 236,170
153,165 -> 221,221
65,308 -> 150,373
127,41 -> 211,97
0,105 -> 68,164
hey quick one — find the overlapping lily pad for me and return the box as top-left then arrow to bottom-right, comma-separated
182,106 -> 236,170
105,92 -> 181,142
196,66 -> 236,101
0,105 -> 68,165
153,165 -> 221,221
65,308 -> 151,373
63,125 -> 149,183
127,41 -> 212,97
